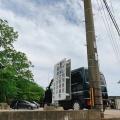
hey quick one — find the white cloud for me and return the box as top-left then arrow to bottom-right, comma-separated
0,0 -> 120,96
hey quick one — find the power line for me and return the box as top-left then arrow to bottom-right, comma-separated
96,0 -> 120,67
109,0 -> 115,18
106,2 -> 120,66
103,0 -> 120,37
102,0 -> 120,65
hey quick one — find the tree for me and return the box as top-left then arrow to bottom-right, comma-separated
0,19 -> 19,102
0,18 -> 44,103
0,19 -> 18,49
27,81 -> 45,102
0,69 -> 18,102
15,80 -> 45,102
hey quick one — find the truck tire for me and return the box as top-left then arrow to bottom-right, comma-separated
73,100 -> 81,110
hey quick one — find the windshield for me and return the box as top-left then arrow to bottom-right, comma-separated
85,70 -> 106,85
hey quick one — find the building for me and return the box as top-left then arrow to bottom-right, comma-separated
109,96 -> 120,109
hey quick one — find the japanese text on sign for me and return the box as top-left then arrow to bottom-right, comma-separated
52,58 -> 66,100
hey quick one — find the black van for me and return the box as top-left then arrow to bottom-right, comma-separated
43,67 -> 110,111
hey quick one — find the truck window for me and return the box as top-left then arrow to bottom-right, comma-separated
100,74 -> 106,85
85,70 -> 106,85
85,70 -> 89,83
71,72 -> 83,92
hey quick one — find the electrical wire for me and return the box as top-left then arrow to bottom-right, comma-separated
107,9 -> 120,65
102,0 -> 120,65
106,0 -> 120,65
109,0 -> 115,18
96,0 -> 120,67
103,0 -> 120,37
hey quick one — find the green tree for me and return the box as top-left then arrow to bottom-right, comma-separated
0,18 -> 44,103
27,81 -> 45,102
0,69 -> 18,102
15,80 -> 45,102
0,19 -> 19,102
0,19 -> 18,49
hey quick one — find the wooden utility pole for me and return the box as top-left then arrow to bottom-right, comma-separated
83,0 -> 103,113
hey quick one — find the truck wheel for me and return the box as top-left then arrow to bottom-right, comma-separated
73,100 -> 81,110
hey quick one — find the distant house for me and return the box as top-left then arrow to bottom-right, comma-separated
109,96 -> 120,110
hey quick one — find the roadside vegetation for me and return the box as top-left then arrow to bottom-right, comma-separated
0,19 -> 45,104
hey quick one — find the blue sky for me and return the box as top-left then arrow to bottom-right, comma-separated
0,0 -> 120,96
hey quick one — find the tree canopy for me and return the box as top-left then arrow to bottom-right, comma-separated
0,18 -> 44,103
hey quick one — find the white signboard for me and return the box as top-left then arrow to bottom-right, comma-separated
52,58 -> 66,101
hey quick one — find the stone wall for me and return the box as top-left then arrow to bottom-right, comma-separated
0,110 -> 101,120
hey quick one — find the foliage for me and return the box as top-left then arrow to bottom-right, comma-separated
0,19 -> 18,49
0,18 -> 45,103
15,78 -> 45,102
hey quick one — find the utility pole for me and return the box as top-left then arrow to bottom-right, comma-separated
83,0 -> 103,115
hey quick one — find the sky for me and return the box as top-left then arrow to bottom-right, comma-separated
0,0 -> 120,96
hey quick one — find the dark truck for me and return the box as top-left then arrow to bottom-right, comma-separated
43,67 -> 110,111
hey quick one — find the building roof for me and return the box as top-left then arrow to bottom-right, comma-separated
109,96 -> 120,99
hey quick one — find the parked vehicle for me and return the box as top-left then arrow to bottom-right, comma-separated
10,100 -> 37,110
43,67 -> 110,111
29,101 -> 40,109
